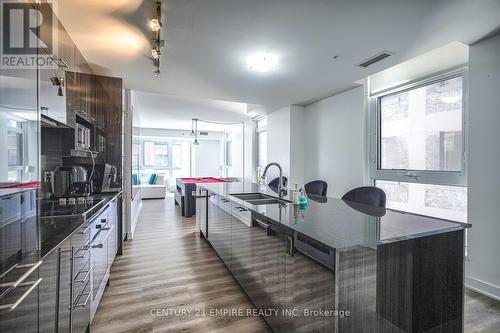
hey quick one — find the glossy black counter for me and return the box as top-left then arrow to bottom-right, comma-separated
38,191 -> 122,258
198,181 -> 470,250
198,182 -> 470,333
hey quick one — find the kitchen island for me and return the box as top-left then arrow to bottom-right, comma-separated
195,182 -> 470,333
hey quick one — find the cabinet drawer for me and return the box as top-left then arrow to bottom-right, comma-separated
232,204 -> 251,225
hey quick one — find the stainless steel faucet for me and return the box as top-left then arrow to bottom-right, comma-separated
261,162 -> 286,193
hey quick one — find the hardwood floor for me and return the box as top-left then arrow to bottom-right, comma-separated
91,197 -> 271,333
92,197 -> 500,333
465,289 -> 500,333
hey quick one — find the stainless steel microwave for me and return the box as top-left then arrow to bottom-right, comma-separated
75,123 -> 91,150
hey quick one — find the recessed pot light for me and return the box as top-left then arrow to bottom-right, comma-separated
247,53 -> 278,73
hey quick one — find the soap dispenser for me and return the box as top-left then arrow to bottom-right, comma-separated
298,187 -> 309,209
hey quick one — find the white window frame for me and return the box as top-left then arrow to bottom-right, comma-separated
369,68 -> 468,187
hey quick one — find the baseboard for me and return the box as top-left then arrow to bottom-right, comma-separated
465,275 -> 500,301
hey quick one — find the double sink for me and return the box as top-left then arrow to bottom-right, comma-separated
230,193 -> 289,205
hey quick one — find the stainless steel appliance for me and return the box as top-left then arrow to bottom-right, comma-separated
49,166 -> 89,198
91,164 -> 117,194
75,123 -> 91,150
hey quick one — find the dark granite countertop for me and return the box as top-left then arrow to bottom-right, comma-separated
198,182 -> 470,250
38,191 -> 122,258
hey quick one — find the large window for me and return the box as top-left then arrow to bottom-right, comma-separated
257,117 -> 268,168
372,72 -> 467,222
143,141 -> 169,167
133,138 -> 191,180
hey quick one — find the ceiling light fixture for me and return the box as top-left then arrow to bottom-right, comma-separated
247,53 -> 278,73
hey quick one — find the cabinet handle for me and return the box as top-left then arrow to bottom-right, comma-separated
74,246 -> 91,259
73,291 -> 91,308
235,206 -> 248,212
0,278 -> 42,311
0,261 -> 43,288
92,243 -> 103,249
73,279 -> 91,309
80,223 -> 92,234
74,269 -> 91,284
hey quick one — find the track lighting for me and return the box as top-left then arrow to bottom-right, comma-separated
150,1 -> 164,76
150,18 -> 161,32
151,48 -> 160,60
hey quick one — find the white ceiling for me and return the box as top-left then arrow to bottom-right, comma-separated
58,0 -> 500,113
131,91 -> 251,130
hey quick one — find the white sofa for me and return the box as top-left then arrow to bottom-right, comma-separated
140,174 -> 166,199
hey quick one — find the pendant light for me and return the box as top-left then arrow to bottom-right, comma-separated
193,118 -> 199,145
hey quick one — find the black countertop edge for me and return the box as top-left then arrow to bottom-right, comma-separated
39,191 -> 122,260
198,182 -> 470,250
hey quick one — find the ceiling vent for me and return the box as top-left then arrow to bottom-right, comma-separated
357,51 -> 393,68
199,131 -> 209,136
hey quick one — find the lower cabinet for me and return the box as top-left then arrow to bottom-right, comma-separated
38,199 -> 118,333
0,260 -> 41,333
207,194 -> 232,264
72,221 -> 92,333
282,231 -> 336,332
57,239 -> 73,333
90,203 -> 117,321
204,195 -> 337,333
38,250 -> 58,333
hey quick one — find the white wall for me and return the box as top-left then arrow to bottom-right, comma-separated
370,42 -> 469,95
244,119 -> 257,182
266,105 -> 305,187
193,140 -> 221,177
266,106 -> 291,182
226,124 -> 244,179
303,86 -> 367,198
466,33 -> 500,301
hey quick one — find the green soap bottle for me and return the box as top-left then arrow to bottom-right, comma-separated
298,187 -> 308,209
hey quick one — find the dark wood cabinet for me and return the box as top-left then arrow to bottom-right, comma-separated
282,229 -> 336,332
96,75 -> 122,178
0,266 -> 39,333
66,71 -> 94,128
